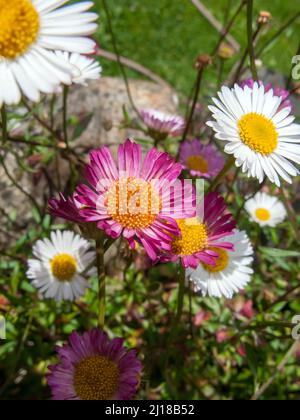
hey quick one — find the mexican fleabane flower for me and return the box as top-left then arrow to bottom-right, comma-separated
50,139 -> 195,261
207,83 -> 300,186
47,329 -> 142,400
186,230 -> 254,299
55,51 -> 102,86
179,139 -> 225,178
240,79 -> 292,110
27,230 -> 96,301
163,193 -> 236,269
245,192 -> 287,227
140,109 -> 185,139
0,0 -> 98,107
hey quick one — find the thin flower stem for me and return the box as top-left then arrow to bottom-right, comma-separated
247,0 -> 258,81
23,101 -> 64,143
50,94 -> 56,131
232,21 -> 262,84
251,339 -> 300,400
212,0 -> 247,57
63,86 -> 69,147
96,238 -> 106,329
101,0 -> 142,120
1,105 -> 8,143
208,156 -> 235,192
181,68 -> 204,144
165,265 -> 186,367
7,136 -> 59,149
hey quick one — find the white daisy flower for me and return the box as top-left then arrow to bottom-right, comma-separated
0,0 -> 98,107
55,51 -> 101,86
207,83 -> 300,187
186,230 -> 254,299
245,192 -> 287,227
27,230 -> 96,302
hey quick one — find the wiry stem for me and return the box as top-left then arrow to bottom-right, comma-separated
96,238 -> 106,329
1,105 -> 8,143
165,265 -> 186,367
247,0 -> 258,81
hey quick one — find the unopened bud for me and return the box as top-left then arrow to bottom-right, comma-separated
195,54 -> 212,70
258,11 -> 271,25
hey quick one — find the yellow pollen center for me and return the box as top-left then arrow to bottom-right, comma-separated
238,112 -> 278,155
202,248 -> 229,273
255,207 -> 271,221
50,254 -> 77,282
74,355 -> 119,400
0,0 -> 40,60
172,218 -> 208,256
106,177 -> 161,229
186,155 -> 209,173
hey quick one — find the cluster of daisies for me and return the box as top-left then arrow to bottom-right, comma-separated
27,78 -> 298,401
2,0 -> 299,402
0,0 -> 101,107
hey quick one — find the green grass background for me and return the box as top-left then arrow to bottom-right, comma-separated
94,0 -> 300,95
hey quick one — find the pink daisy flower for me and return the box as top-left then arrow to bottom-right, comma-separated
140,109 -> 185,138
49,193 -> 84,223
50,139 -> 195,261
179,139 -> 225,178
162,193 -> 236,269
47,329 -> 142,400
240,79 -> 292,110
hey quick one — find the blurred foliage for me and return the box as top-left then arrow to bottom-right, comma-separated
94,0 -> 300,95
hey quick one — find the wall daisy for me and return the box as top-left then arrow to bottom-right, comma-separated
245,192 -> 287,227
207,83 -> 300,186
27,230 -> 96,302
0,0 -> 98,106
55,51 -> 102,86
47,329 -> 142,400
186,230 -> 254,299
163,193 -> 236,269
51,139 -> 195,262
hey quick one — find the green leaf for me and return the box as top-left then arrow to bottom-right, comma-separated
259,247 -> 300,258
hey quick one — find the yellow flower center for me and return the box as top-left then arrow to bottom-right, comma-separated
50,254 -> 77,282
106,177 -> 161,229
202,248 -> 229,272
74,355 -> 119,400
0,0 -> 40,60
238,112 -> 278,155
186,155 -> 209,173
172,218 -> 208,256
255,207 -> 271,221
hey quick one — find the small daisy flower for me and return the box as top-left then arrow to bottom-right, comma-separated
240,79 -> 292,110
245,192 -> 287,227
50,139 -> 195,261
47,329 -> 142,400
163,193 -> 236,269
27,230 -> 96,302
186,230 -> 254,299
55,51 -> 101,86
0,0 -> 98,106
140,109 -> 185,139
207,83 -> 300,186
179,139 -> 225,178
